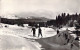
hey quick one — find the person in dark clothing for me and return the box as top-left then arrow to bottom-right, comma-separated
75,29 -> 78,36
64,34 -> 68,40
67,39 -> 70,43
71,44 -> 73,48
31,27 -> 36,37
57,29 -> 59,34
38,27 -> 42,37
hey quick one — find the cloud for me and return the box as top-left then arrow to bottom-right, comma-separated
1,0 -> 80,18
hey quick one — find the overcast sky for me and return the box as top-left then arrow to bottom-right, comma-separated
1,0 -> 80,18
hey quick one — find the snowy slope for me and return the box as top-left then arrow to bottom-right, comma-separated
0,23 -> 57,39
0,24 -> 41,50
0,23 -> 79,50
0,35 -> 41,50
36,31 -> 79,50
0,23 -> 57,50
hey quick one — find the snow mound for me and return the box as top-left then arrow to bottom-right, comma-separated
0,35 -> 41,50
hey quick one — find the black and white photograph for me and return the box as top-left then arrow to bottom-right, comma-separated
0,0 -> 80,50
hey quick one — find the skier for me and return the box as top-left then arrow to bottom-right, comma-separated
38,27 -> 43,37
71,43 -> 73,49
57,29 -> 59,34
75,29 -> 78,36
64,34 -> 68,40
31,27 -> 36,37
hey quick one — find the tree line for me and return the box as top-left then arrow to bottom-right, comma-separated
47,13 -> 80,28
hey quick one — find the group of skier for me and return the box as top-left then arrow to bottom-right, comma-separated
31,26 -> 43,37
